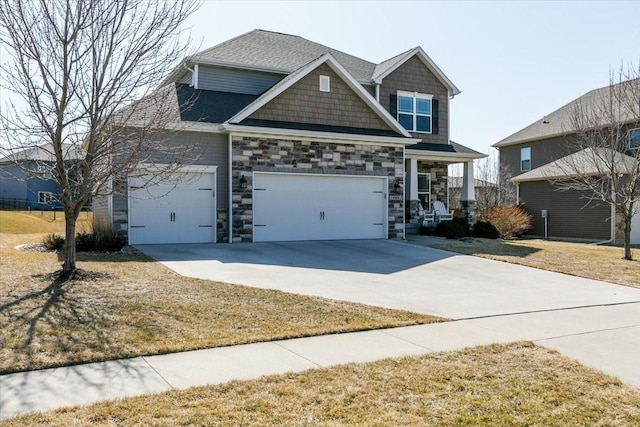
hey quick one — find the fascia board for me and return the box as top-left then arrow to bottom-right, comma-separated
375,47 -> 461,96
224,124 -> 418,146
122,120 -> 226,134
405,149 -> 487,162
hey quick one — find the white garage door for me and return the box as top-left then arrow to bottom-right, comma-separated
253,172 -> 387,242
128,172 -> 216,245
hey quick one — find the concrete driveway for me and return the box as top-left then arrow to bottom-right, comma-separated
137,239 -> 640,319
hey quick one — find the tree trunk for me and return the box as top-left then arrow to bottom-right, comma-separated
624,214 -> 633,261
62,210 -> 78,278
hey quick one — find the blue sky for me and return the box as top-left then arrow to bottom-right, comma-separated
185,0 -> 640,155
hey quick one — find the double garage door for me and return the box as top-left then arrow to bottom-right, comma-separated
128,172 -> 216,245
253,173 -> 387,242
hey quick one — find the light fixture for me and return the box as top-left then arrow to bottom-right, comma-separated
239,175 -> 247,189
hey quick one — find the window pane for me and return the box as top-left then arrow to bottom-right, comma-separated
418,174 -> 430,192
521,159 -> 531,171
416,98 -> 431,115
399,113 -> 413,130
416,115 -> 431,132
398,96 -> 413,113
630,128 -> 640,148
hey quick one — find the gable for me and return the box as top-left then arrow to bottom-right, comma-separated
379,55 -> 450,143
244,63 -> 395,133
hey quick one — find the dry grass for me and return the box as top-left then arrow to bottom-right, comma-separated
0,211 -> 440,374
0,210 -> 92,234
6,342 -> 640,426
426,237 -> 640,288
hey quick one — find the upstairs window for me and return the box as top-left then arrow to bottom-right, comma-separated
521,147 -> 531,171
630,128 -> 640,149
397,91 -> 433,133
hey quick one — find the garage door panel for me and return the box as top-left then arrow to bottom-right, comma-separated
253,173 -> 387,242
128,173 -> 216,245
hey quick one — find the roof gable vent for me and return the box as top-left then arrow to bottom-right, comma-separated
319,75 -> 330,92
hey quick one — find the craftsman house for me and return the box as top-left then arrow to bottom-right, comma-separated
95,29 -> 484,244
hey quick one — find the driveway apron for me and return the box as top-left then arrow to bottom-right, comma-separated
137,239 -> 640,319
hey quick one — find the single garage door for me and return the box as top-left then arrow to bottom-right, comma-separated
128,172 -> 216,244
253,172 -> 387,242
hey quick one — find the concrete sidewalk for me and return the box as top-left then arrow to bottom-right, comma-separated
2,302 -> 639,420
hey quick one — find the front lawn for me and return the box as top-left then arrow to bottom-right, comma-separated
0,211 -> 441,374
6,342 -> 640,426
422,237 -> 640,288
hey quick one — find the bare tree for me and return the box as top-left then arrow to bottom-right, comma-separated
475,150 -> 517,217
552,66 -> 640,260
0,0 -> 201,278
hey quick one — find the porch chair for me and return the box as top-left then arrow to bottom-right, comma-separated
432,200 -> 453,222
418,203 -> 435,226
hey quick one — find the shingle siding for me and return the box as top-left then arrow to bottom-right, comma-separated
248,63 -> 391,131
379,56 -> 449,144
519,181 -> 611,240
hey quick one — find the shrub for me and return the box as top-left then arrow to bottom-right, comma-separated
434,217 -> 471,239
418,225 -> 435,236
90,220 -> 126,252
473,220 -> 500,239
43,233 -> 64,250
481,205 -> 532,239
40,224 -> 125,253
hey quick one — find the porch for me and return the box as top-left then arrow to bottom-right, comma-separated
404,142 -> 486,231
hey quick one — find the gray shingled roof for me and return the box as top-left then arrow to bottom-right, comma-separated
494,78 -> 640,148
512,147 -> 638,182
0,143 -> 82,163
448,176 -> 496,188
167,29 -> 377,84
371,49 -> 413,81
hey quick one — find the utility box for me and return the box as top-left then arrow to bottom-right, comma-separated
541,209 -> 548,218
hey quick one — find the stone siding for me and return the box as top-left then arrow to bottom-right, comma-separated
417,160 -> 449,205
231,136 -> 404,242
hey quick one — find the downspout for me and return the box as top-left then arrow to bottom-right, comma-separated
402,147 -> 406,240
447,89 -> 452,146
592,200 -> 616,245
228,133 -> 233,243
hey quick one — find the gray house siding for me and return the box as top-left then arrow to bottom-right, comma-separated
110,131 -> 229,242
499,135 -> 582,178
379,56 -> 449,144
519,181 -> 611,240
248,63 -> 392,131
180,65 -> 284,95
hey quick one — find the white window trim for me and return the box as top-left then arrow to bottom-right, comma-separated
521,147 -> 531,171
397,91 -> 433,134
629,127 -> 640,149
38,191 -> 53,204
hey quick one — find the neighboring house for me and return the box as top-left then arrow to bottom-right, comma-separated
96,29 -> 485,244
493,79 -> 640,243
0,143 -> 81,210
448,177 -> 497,213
